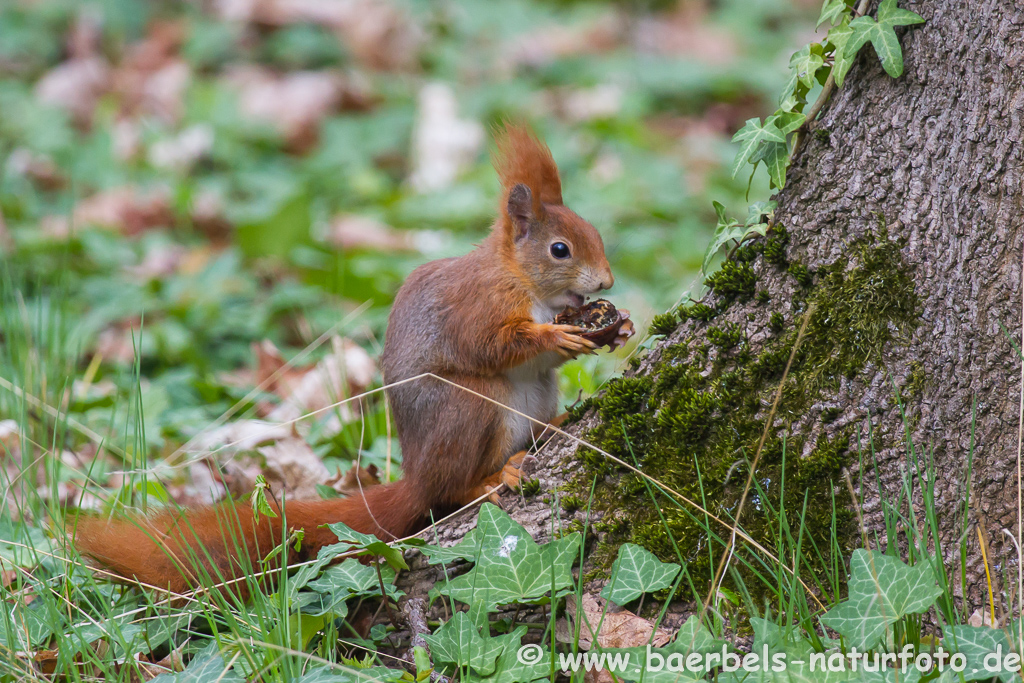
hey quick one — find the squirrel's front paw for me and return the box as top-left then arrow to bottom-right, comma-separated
546,323 -> 598,358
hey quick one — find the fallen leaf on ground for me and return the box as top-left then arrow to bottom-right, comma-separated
125,244 -> 188,280
225,66 -> 372,152
41,186 -> 173,238
967,608 -> 998,628
0,419 -> 20,455
630,4 -> 737,64
215,0 -> 423,70
557,593 -> 673,650
6,149 -> 66,190
408,82 -> 484,193
34,57 -> 112,127
179,461 -> 230,505
327,214 -> 445,253
113,21 -> 190,123
37,481 -> 104,512
254,337 -> 376,431
92,318 -> 143,365
325,462 -> 381,496
191,419 -> 293,454
500,15 -> 620,72
541,84 -> 624,124
148,124 -> 214,172
259,435 -> 331,500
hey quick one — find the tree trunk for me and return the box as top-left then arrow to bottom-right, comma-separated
398,0 -> 1024,615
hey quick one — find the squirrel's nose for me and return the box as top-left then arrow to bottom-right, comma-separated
598,270 -> 614,291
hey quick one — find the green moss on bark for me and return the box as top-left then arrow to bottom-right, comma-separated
565,228 -> 919,595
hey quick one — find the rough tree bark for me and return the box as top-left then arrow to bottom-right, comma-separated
397,0 -> 1024,616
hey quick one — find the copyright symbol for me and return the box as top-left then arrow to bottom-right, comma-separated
517,644 -> 544,665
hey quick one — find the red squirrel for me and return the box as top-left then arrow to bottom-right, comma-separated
73,123 -> 632,594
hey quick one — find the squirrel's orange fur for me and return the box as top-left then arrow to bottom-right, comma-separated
73,123 -> 626,595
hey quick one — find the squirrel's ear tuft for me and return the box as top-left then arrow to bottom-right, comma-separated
493,122 -> 563,219
506,183 -> 533,242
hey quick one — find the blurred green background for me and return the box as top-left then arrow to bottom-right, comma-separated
0,0 -> 817,497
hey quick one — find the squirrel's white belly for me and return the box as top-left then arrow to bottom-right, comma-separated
499,299 -> 563,459
504,356 -> 560,459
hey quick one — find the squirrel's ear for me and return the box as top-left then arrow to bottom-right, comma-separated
506,183 -> 533,242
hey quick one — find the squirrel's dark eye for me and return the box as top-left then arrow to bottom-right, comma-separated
550,242 -> 571,259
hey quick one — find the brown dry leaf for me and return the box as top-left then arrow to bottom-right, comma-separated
148,124 -> 214,172
215,0 -> 422,70
92,318 -> 142,365
112,117 -> 143,161
501,15 -> 621,72
540,85 -> 624,124
37,479 -> 104,512
188,191 -> 233,244
256,337 -> 376,429
192,420 -> 293,454
327,214 -> 441,253
113,21 -> 190,124
967,608 -> 997,628
41,186 -> 174,238
630,4 -> 738,64
326,462 -> 381,496
34,57 -> 112,126
125,244 -> 188,280
0,419 -> 20,456
175,461 -> 228,505
225,66 -> 372,152
558,594 -> 674,650
408,83 -> 484,193
259,436 -> 330,500
6,148 -> 66,190
151,646 -> 184,675
33,649 -> 59,675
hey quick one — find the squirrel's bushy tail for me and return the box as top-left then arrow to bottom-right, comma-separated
73,479 -> 426,595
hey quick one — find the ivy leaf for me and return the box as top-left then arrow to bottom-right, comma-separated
436,504 -> 581,611
772,111 -> 806,136
820,549 -> 941,649
292,590 -> 350,619
601,543 -> 680,606
730,117 -> 787,179
721,665 -> 858,682
297,557 -> 404,615
293,666 -> 405,683
828,18 -> 856,86
817,0 -> 852,28
718,619 -> 852,683
308,558 -> 402,600
858,668 -> 924,683
752,141 -> 790,190
150,641 -> 244,683
424,612 -> 506,676
746,201 -> 777,227
749,618 -> 815,660
942,625 -> 1016,683
412,527 -> 482,565
789,44 -> 825,89
325,521 -> 408,571
462,627 -> 549,683
847,0 -> 924,78
702,202 -> 743,274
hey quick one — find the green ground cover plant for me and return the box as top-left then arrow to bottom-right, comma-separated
3,0 -> 1021,682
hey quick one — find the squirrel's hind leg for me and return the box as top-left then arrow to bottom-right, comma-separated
460,450 -> 536,508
